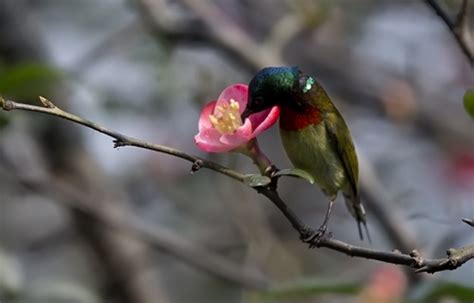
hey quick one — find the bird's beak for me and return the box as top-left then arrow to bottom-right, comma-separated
241,108 -> 252,121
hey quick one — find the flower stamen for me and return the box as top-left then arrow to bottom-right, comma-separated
209,99 -> 243,134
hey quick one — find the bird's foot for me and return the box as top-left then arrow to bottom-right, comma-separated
301,224 -> 331,248
264,165 -> 279,178
264,165 -> 280,189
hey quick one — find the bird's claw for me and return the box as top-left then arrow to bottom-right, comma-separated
264,165 -> 279,178
264,165 -> 280,189
301,225 -> 330,248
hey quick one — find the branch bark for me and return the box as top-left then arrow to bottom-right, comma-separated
424,0 -> 473,64
2,96 -> 472,275
462,218 -> 474,227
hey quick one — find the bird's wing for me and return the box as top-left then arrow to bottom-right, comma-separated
325,111 -> 371,240
324,111 -> 359,200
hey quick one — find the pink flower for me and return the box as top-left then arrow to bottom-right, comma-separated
194,83 -> 280,153
358,265 -> 407,303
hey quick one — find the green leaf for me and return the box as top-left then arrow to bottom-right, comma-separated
420,282 -> 474,302
251,279 -> 359,301
463,89 -> 474,119
0,112 -> 10,130
243,174 -> 271,187
273,168 -> 315,184
0,63 -> 62,99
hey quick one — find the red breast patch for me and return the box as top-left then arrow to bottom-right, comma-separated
279,103 -> 321,131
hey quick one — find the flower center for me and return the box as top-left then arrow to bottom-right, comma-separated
209,99 -> 243,135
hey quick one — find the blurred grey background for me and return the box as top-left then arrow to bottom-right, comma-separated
0,0 -> 473,302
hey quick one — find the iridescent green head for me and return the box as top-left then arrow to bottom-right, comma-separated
242,66 -> 300,120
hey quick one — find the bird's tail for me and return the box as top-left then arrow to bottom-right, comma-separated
343,186 -> 371,242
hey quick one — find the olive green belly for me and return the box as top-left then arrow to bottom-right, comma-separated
279,123 -> 346,199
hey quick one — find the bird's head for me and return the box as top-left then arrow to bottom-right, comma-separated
241,66 -> 300,120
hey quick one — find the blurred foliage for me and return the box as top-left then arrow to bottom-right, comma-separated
463,89 -> 474,119
0,62 -> 63,130
24,281 -> 100,303
250,279 -> 359,301
0,249 -> 23,302
249,278 -> 474,303
0,112 -> 9,129
417,281 -> 474,303
0,62 -> 62,100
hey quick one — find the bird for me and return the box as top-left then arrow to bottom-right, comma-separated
241,66 -> 369,243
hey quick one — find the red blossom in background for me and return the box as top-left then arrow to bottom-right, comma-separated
194,83 -> 279,153
446,152 -> 474,187
358,265 -> 407,303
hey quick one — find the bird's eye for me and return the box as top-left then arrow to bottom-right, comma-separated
254,97 -> 264,106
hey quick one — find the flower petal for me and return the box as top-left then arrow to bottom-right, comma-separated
216,83 -> 248,113
251,105 -> 280,136
195,83 -> 278,154
194,128 -> 232,153
247,108 -> 269,127
198,100 -> 217,131
219,118 -> 253,146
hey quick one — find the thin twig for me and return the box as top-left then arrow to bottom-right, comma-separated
462,218 -> 474,227
321,241 -> 474,274
424,0 -> 473,64
1,96 -> 244,183
2,96 -> 473,274
455,0 -> 468,29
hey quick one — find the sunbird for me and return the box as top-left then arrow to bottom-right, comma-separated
241,66 -> 369,242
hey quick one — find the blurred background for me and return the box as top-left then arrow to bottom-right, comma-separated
0,0 -> 473,302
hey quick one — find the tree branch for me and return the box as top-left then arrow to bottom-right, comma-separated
462,218 -> 474,227
1,96 -> 244,183
424,0 -> 473,65
2,95 -> 473,275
